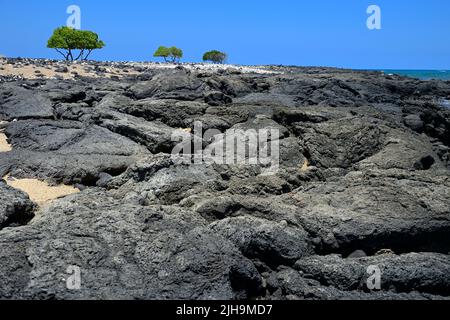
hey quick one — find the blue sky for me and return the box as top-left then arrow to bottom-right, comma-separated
0,0 -> 449,69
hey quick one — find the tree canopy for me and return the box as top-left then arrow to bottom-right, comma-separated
47,26 -> 105,61
153,46 -> 183,63
203,50 -> 227,64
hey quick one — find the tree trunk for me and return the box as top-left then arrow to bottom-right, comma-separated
84,50 -> 94,61
68,49 -> 74,61
55,49 -> 69,61
75,50 -> 85,61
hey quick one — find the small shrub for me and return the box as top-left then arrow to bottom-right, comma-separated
154,46 -> 183,63
203,50 -> 227,64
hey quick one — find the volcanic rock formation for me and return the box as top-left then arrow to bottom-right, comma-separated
0,58 -> 449,299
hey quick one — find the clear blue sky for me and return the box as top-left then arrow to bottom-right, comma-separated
0,0 -> 449,69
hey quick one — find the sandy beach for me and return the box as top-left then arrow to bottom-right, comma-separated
0,57 -> 278,81
0,121 -> 12,152
0,131 -> 11,152
3,175 -> 79,207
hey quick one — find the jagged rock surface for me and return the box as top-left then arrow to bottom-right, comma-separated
0,59 -> 449,300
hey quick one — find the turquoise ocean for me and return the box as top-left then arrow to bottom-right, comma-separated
380,70 -> 450,81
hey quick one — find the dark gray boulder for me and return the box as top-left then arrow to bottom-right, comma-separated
404,114 -> 424,132
0,190 -> 262,300
0,181 -> 35,230
1,120 -> 149,184
0,83 -> 54,120
129,70 -> 204,100
293,253 -> 450,296
210,216 -> 312,267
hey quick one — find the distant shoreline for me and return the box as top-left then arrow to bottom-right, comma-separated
2,56 -> 449,79
365,69 -> 450,81
1,57 -> 449,82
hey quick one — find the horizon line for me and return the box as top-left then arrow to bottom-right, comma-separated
1,56 -> 449,72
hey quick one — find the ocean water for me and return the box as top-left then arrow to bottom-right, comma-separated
380,70 -> 450,81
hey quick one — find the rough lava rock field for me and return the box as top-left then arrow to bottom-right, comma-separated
0,57 -> 450,300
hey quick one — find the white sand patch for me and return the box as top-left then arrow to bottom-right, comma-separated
122,62 -> 280,75
300,159 -> 310,172
0,59 -> 280,80
0,127 -> 12,152
0,60 -> 138,80
3,175 -> 80,207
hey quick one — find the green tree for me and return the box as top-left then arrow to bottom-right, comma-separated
168,47 -> 183,63
203,50 -> 227,64
153,46 -> 171,62
154,46 -> 183,63
47,26 -> 105,61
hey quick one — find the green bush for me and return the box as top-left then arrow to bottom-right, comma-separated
47,26 -> 105,61
154,46 -> 183,63
203,50 -> 227,64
